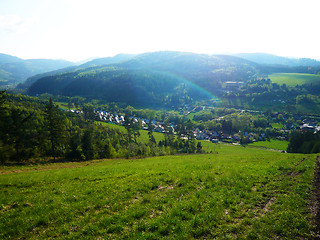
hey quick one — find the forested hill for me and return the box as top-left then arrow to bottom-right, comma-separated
79,53 -> 136,68
234,53 -> 320,67
19,54 -> 137,89
27,51 -> 259,107
0,53 -> 75,87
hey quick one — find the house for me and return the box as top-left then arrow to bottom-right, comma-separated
211,139 -> 219,143
233,135 -> 240,141
300,124 -> 315,131
212,131 -> 219,138
155,125 -> 164,133
196,131 -> 208,140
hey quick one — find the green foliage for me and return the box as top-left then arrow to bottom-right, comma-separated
287,131 -> 320,153
0,94 -> 206,163
27,52 -> 258,108
44,98 -> 66,160
0,53 -> 74,87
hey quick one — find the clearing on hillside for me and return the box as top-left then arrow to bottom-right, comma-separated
269,73 -> 320,87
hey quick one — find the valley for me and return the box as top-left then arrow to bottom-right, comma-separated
1,51 -> 320,239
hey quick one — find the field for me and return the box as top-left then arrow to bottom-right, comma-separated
0,144 -> 318,239
248,139 -> 289,151
271,122 -> 284,129
269,73 -> 320,87
96,121 -> 165,143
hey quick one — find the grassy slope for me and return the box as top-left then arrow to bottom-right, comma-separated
269,73 -> 320,87
96,121 -> 165,143
0,144 -> 317,239
248,139 -> 289,151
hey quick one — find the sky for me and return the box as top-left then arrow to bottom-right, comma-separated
0,0 -> 319,62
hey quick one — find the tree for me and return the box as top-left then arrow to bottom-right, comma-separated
66,129 -> 83,161
45,98 -> 65,160
81,128 -> 94,160
103,140 -> 116,159
196,142 -> 203,153
123,114 -> 133,143
0,90 -> 8,162
8,108 -> 34,161
82,105 -> 95,122
147,120 -> 156,145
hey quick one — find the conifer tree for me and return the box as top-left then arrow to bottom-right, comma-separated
81,129 -> 94,160
45,98 -> 65,161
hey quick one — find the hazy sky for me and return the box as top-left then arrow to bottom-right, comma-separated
0,0 -> 319,62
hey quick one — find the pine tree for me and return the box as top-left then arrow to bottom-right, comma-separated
9,108 -> 34,161
196,142 -> 203,153
45,98 -> 65,161
81,129 -> 94,160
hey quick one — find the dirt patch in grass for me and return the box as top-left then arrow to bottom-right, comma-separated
262,197 -> 276,214
157,185 -> 174,191
287,169 -> 306,177
311,156 -> 320,238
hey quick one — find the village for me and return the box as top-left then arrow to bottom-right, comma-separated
65,107 -> 318,145
66,107 -> 320,145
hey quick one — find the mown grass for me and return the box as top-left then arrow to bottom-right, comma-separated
269,73 -> 320,87
248,139 -> 289,151
0,144 -> 317,239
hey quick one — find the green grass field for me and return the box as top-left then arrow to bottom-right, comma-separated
0,145 -> 318,239
96,121 -> 164,143
271,122 -> 284,129
248,139 -> 289,151
269,73 -> 320,87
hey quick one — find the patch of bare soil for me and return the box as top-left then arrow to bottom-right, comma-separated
311,156 -> 320,239
287,169 -> 306,177
157,185 -> 174,191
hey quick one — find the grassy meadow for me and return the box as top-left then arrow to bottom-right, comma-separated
96,121 -> 165,143
0,144 -> 318,239
269,73 -> 320,87
248,139 -> 289,151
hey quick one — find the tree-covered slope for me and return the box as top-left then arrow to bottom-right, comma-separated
79,53 -> 136,68
27,51 -> 259,106
19,54 -> 137,89
0,53 -> 75,87
235,53 -> 320,67
28,66 -> 193,107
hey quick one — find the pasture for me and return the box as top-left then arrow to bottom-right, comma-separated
269,73 -> 320,87
0,144 -> 318,239
248,139 -> 289,151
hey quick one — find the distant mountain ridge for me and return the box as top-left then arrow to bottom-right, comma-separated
27,51 -> 259,107
79,54 -> 136,68
19,53 -> 137,89
0,53 -> 75,88
234,53 -> 320,67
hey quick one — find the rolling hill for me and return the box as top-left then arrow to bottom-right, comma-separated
234,53 -> 320,67
27,51 -> 259,107
19,54 -> 137,89
0,53 -> 75,87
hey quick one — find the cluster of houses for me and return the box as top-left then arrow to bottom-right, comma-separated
67,109 -> 272,144
193,128 -> 266,143
299,119 -> 320,133
68,108 -> 320,144
94,110 -> 267,144
95,110 -> 171,133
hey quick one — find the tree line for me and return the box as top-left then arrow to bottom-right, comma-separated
0,91 -> 203,163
